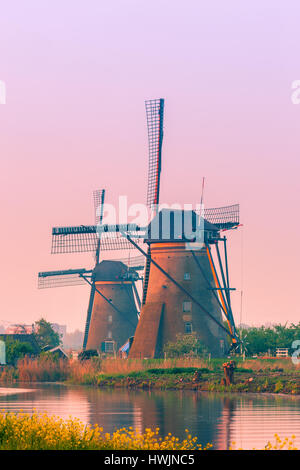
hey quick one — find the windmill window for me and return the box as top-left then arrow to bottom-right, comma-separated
104,341 -> 114,353
108,315 -> 113,323
184,272 -> 191,280
184,322 -> 193,334
182,301 -> 192,312
107,331 -> 112,339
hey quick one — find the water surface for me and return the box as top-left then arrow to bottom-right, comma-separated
0,383 -> 299,450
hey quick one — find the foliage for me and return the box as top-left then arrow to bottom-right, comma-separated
274,380 -> 284,393
0,412 -> 211,450
238,323 -> 300,356
146,367 -> 210,375
78,349 -> 99,361
0,356 -> 298,396
163,333 -> 208,358
34,318 -> 61,349
1,338 -> 35,365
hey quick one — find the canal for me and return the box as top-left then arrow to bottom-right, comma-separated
0,384 -> 299,449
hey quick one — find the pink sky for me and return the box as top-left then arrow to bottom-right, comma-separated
0,1 -> 299,331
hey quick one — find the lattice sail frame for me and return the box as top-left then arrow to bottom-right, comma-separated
104,254 -> 145,269
93,189 -> 105,226
146,99 -> 164,208
51,226 -> 145,254
198,204 -> 240,230
38,269 -> 91,288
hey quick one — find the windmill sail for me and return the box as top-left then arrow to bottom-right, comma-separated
202,204 -> 239,230
146,98 -> 164,209
93,189 -> 105,226
51,226 -> 144,254
38,269 -> 91,288
144,98 -> 165,306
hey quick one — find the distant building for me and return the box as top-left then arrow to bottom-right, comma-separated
5,324 -> 35,334
51,323 -> 67,342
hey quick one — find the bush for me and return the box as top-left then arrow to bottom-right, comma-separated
4,339 -> 35,366
163,333 -> 208,358
274,380 -> 284,393
78,349 -> 99,361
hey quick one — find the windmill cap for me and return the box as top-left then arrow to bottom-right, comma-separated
145,208 -> 219,243
93,260 -> 137,281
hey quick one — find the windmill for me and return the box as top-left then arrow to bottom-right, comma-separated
38,190 -> 144,354
95,99 -> 241,358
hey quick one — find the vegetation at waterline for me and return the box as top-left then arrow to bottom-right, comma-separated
0,318 -> 61,366
238,323 -> 300,356
2,339 -> 35,366
0,356 -> 299,395
0,412 -> 297,450
0,411 -> 210,450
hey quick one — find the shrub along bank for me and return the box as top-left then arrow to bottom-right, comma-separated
0,356 -> 299,395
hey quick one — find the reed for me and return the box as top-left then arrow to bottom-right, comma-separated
16,356 -> 70,382
240,358 -> 299,371
99,357 -> 211,375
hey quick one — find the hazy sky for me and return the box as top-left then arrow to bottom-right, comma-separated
0,1 -> 299,331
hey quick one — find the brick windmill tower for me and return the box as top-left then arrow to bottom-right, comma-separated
99,99 -> 240,357
38,190 -> 144,354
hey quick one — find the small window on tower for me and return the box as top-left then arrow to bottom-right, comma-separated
108,315 -> 113,323
107,331 -> 112,339
184,273 -> 191,280
184,322 -> 193,334
182,301 -> 192,312
104,341 -> 114,353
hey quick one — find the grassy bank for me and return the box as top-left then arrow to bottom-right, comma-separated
73,360 -> 300,395
0,412 -> 297,450
0,356 -> 299,395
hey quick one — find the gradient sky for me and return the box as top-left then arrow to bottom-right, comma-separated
0,1 -> 299,332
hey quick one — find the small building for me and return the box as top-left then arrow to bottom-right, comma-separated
42,345 -> 69,359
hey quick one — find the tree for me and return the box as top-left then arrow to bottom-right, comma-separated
4,338 -> 35,365
163,333 -> 208,358
238,323 -> 300,356
34,318 -> 61,349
